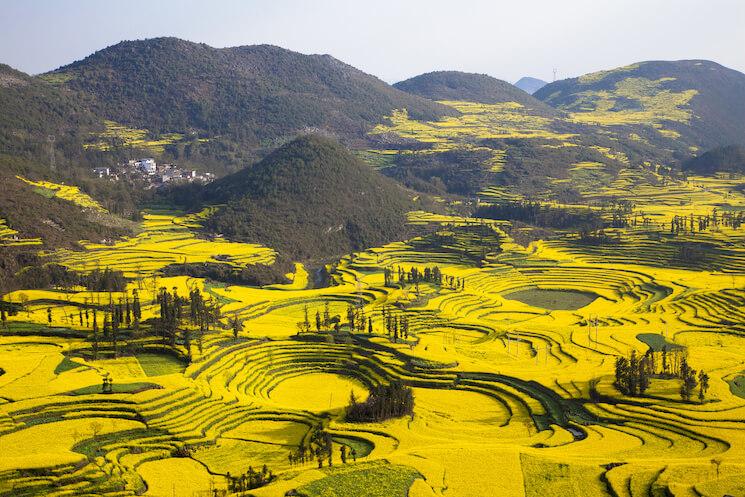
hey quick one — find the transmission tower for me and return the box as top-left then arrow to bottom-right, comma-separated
552,68 -> 558,82
47,135 -> 56,171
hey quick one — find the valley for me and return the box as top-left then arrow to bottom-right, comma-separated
1,34 -> 745,497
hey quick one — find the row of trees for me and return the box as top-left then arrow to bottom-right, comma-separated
474,200 -> 611,230
381,306 -> 410,341
614,349 -> 710,402
295,301 -> 414,343
287,425 -> 341,468
669,209 -> 745,234
383,265 -> 465,291
226,465 -> 274,492
155,286 -> 221,360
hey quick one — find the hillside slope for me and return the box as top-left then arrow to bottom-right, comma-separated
200,135 -> 418,260
0,64 -> 97,171
394,71 -> 555,115
535,60 -> 745,150
48,38 -> 456,149
682,144 -> 745,174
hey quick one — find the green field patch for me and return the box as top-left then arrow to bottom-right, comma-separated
636,333 -> 683,352
728,374 -> 745,400
67,381 -> 160,396
135,353 -> 186,376
32,186 -> 57,198
332,435 -> 375,458
297,460 -> 421,497
54,356 -> 84,375
504,288 -> 598,310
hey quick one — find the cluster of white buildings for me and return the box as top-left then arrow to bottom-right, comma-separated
93,158 -> 214,187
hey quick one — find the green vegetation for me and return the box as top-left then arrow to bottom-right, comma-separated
136,353 -> 186,376
728,374 -> 745,400
394,71 -> 556,114
683,144 -> 745,174
48,37 -> 455,166
296,461 -> 421,497
198,135 -> 421,260
535,60 -> 745,150
505,288 -> 598,310
636,333 -> 683,352
67,381 -> 160,395
53,356 -> 83,375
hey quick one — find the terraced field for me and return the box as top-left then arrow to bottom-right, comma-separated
2,173 -> 745,496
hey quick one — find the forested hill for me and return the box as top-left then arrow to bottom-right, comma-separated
683,145 -> 745,175
47,37 -> 457,146
0,63 -> 97,173
535,60 -> 745,149
394,70 -> 556,115
198,135 -> 419,261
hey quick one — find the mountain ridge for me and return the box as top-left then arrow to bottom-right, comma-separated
393,70 -> 556,115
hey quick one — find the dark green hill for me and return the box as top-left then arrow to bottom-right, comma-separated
394,71 -> 555,115
200,135 -> 419,260
48,38 -> 456,151
0,63 -> 97,171
0,172 -> 130,249
0,64 -> 145,218
515,77 -> 548,94
682,145 -> 745,174
535,60 -> 745,149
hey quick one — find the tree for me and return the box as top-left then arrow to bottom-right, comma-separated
680,358 -> 698,402
698,370 -> 710,402
92,310 -> 99,360
711,457 -> 722,479
18,293 -> 29,316
47,307 -> 52,327
315,310 -> 321,333
323,302 -> 330,329
90,421 -> 103,439
232,313 -> 243,340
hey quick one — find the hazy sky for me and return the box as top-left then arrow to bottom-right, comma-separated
1,0 -> 744,84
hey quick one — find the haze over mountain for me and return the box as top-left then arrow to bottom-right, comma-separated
394,70 -> 556,115
514,76 -> 547,94
198,134 -> 420,260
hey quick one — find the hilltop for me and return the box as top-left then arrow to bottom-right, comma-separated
46,38 -> 456,165
514,76 -> 548,94
682,144 -> 745,174
535,60 -> 745,150
198,135 -> 420,260
394,70 -> 555,115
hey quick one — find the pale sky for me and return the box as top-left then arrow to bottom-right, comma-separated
1,0 -> 744,84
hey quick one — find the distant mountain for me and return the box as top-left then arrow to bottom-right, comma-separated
394,71 -> 556,114
199,135 -> 419,260
47,38 -> 456,158
535,60 -> 745,150
514,76 -> 547,94
682,145 -> 745,175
